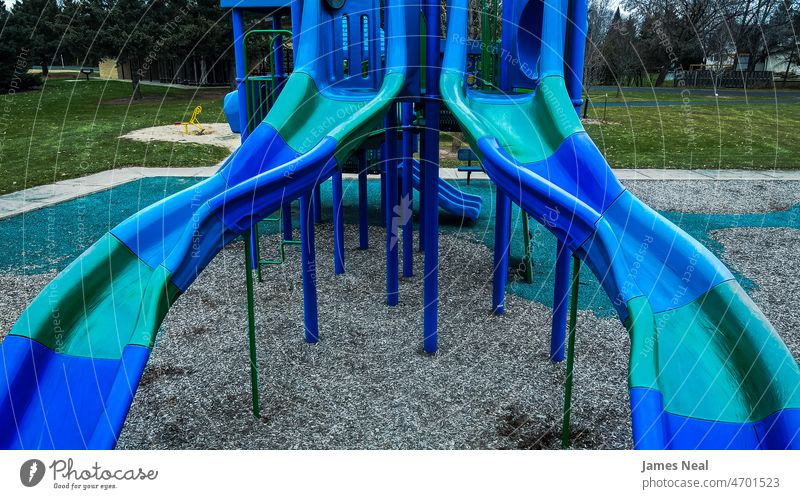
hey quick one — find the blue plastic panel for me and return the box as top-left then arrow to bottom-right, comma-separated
581,189 -> 733,318
224,91 -> 241,133
631,387 -> 800,450
0,336 -> 149,450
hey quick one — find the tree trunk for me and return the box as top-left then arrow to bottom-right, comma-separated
654,66 -> 669,87
229,56 -> 237,91
200,57 -> 208,86
783,57 -> 792,86
129,58 -> 143,100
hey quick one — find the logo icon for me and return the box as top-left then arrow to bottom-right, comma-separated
20,459 -> 45,487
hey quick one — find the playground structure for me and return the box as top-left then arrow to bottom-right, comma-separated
1,0 -> 799,450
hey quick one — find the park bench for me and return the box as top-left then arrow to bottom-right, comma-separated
457,148 -> 482,184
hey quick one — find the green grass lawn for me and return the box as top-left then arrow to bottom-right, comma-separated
0,78 -> 232,195
585,88 -> 800,103
584,103 -> 800,169
2,79 -> 799,196
440,97 -> 800,170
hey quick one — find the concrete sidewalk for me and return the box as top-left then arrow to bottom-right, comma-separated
2,166 -> 800,220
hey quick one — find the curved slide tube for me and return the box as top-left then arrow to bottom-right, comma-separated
0,0 -> 408,449
441,0 -> 800,449
400,159 -> 482,222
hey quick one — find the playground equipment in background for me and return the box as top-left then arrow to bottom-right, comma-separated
1,0 -> 798,451
175,105 -> 205,135
456,148 -> 482,184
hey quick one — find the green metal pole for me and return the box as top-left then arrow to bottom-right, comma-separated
561,255 -> 581,448
243,230 -> 261,419
254,221 -> 263,282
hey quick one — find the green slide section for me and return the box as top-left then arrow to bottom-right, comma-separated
627,281 -> 800,422
266,72 -> 405,163
9,234 -> 180,359
439,72 -> 582,164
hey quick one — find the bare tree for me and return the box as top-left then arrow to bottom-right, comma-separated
720,0 -> 798,72
625,0 -> 723,85
583,0 -> 615,89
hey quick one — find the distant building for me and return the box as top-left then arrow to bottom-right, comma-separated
702,51 -> 797,75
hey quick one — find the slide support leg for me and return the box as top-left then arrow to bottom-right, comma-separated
422,0 -> 441,353
358,150 -> 369,249
281,201 -> 293,241
551,240 -> 571,361
248,229 -> 259,270
379,149 -> 386,227
332,169 -> 345,274
300,193 -> 319,343
313,184 -> 322,223
422,130 -> 439,353
401,102 -> 414,277
385,105 -> 399,306
253,222 -> 263,282
521,211 -> 533,284
418,128 -> 425,252
492,190 -> 511,314
562,256 -> 581,449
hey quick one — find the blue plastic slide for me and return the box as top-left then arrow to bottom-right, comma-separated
441,0 -> 800,449
401,159 -> 482,221
0,0 -> 408,449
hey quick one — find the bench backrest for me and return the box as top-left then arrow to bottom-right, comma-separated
457,148 -> 479,162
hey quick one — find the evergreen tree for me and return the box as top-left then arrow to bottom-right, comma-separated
170,0 -> 232,85
93,0 -> 172,99
6,0 -> 61,77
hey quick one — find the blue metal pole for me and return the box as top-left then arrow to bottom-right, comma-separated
551,239 -> 571,361
401,101 -> 414,277
566,0 -> 588,114
423,0 -> 440,353
272,16 -> 285,76
233,9 -> 259,270
332,168 -> 345,274
385,105 -> 399,306
299,192 -> 319,343
562,255 -> 582,448
291,0 -> 302,43
379,148 -> 386,227
247,224 -> 260,269
281,201 -> 293,241
233,9 -> 249,142
313,184 -> 322,223
418,128 -> 425,252
492,190 -> 511,314
499,0 -> 513,91
358,150 -> 369,249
